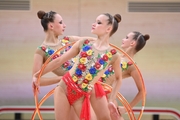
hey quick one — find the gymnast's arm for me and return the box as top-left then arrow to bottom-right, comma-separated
32,50 -> 44,91
32,49 -> 61,87
68,36 -> 96,42
32,51 -> 44,78
129,67 -> 146,108
39,76 -> 62,86
39,40 -> 81,76
108,54 -> 122,102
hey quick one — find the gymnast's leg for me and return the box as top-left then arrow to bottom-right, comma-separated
72,96 -> 97,120
90,88 -> 111,120
54,85 -> 71,120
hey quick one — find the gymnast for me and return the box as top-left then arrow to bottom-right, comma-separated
33,13 -> 122,120
90,31 -> 149,120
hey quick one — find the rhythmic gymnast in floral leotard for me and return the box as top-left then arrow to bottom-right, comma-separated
90,31 -> 150,120
32,10 -> 95,120
33,13 -> 122,120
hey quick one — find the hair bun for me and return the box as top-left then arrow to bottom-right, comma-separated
143,34 -> 150,41
114,14 -> 121,23
37,10 -> 46,19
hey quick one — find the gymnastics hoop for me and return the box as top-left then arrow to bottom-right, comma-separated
32,83 -> 135,120
32,42 -> 146,120
31,42 -> 75,120
98,81 -> 136,120
110,43 -> 146,120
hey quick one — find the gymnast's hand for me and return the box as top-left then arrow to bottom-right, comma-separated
32,70 -> 40,95
117,106 -> 126,115
108,102 -> 120,119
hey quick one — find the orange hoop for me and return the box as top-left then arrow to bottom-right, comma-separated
31,42 -> 75,120
110,43 -> 146,120
31,88 -> 55,120
98,81 -> 136,120
31,42 -> 146,120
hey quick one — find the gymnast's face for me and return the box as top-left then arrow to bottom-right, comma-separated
121,32 -> 136,49
49,14 -> 66,37
91,14 -> 112,36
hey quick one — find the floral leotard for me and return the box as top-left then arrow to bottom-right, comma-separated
71,39 -> 117,92
94,58 -> 133,98
38,36 -> 76,72
100,60 -> 133,83
60,39 -> 117,120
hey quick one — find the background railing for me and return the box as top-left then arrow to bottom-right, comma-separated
0,106 -> 179,120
